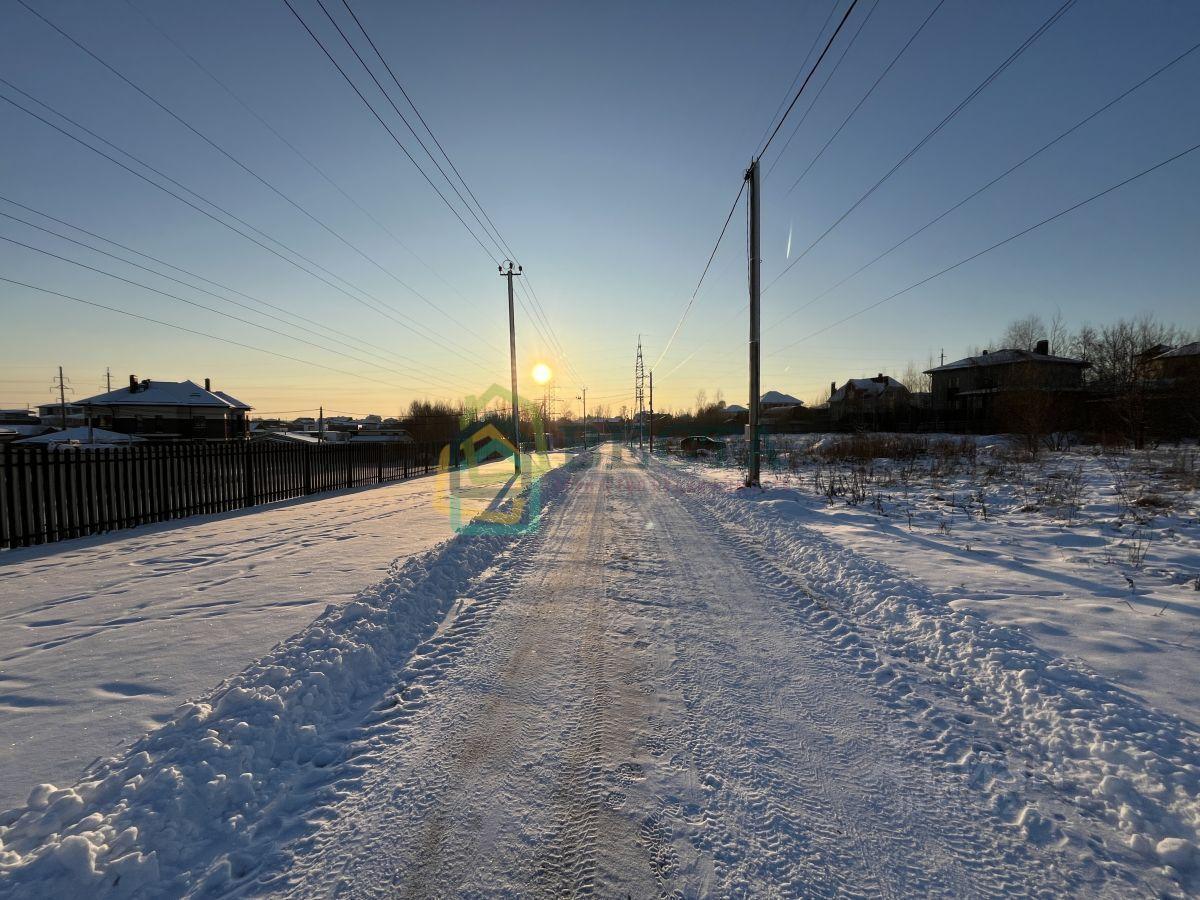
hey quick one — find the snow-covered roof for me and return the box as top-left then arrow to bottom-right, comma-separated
17,426 -> 144,445
925,348 -> 1087,373
2,423 -> 53,437
724,404 -> 748,414
830,376 -> 907,403
1153,341 -> 1200,359
212,390 -> 252,410
760,391 -> 802,406
78,380 -> 252,410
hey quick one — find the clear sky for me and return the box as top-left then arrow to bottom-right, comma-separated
1,0 -> 1197,417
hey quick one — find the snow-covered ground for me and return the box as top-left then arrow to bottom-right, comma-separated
671,437 -> 1200,728
0,454 -> 568,813
2,444 -> 1197,896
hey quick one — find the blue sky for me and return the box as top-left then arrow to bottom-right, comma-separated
1,0 -> 1197,415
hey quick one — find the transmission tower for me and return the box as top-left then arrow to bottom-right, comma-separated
635,336 -> 646,450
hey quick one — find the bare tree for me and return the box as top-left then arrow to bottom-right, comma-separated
694,389 -> 708,414
1000,314 -> 1046,351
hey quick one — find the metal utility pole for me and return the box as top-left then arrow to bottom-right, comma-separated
318,405 -> 325,441
500,260 -> 523,474
105,367 -> 112,392
635,337 -> 646,451
648,371 -> 654,455
577,387 -> 587,451
746,158 -> 762,488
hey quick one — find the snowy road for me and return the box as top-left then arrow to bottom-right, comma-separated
0,456 -> 566,812
259,447 -> 1143,896
1,446 -> 1192,895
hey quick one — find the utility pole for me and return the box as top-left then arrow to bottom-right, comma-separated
500,260 -> 523,475
746,157 -> 762,487
318,405 -> 325,441
648,371 -> 654,455
635,337 -> 646,451
577,387 -> 587,451
54,366 -> 69,430
105,366 -> 112,392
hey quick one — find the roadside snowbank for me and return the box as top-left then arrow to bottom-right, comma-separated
655,461 -> 1200,885
0,454 -> 587,897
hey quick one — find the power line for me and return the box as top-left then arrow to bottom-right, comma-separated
764,0 -> 881,179
0,232 -> 479,395
771,138 -> 1200,354
333,0 -> 583,386
653,179 -> 747,371
0,80 -> 496,376
767,0 -> 1077,290
0,213 -> 479,396
120,0 -> 495,351
754,0 -> 842,155
279,0 -> 500,265
759,0 -> 862,158
14,0 -> 501,363
1,275 -> 451,392
770,38 -> 1200,331
784,0 -> 948,197
0,194 -> 468,382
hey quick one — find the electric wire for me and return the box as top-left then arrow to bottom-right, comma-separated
764,0 -> 881,179
0,81 -> 496,376
0,212 -> 480,395
0,232 -> 479,394
652,179 -> 747,371
120,0 -> 497,351
1,275 -> 447,392
771,138 -> 1200,354
14,0 -> 500,361
784,0 -> 948,197
767,0 -> 1077,290
770,39 -> 1200,331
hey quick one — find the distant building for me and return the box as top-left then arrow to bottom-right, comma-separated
76,376 -> 252,440
828,374 -> 911,423
1147,342 -> 1200,381
759,391 -> 803,413
924,341 -> 1089,429
36,402 -> 87,428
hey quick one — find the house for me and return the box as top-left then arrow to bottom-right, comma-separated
924,340 -> 1089,429
759,391 -> 803,413
1148,342 -> 1200,381
828,374 -> 912,424
76,376 -> 252,440
0,409 -> 54,443
36,402 -> 87,429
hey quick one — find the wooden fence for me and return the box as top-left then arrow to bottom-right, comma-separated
0,439 -> 443,550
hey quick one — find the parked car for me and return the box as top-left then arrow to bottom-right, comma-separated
680,435 -> 724,456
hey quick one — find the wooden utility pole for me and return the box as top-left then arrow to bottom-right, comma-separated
578,387 -> 587,451
500,261 -> 523,475
746,158 -> 762,487
648,371 -> 654,455
55,366 -> 68,430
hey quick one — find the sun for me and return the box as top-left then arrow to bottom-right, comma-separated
531,363 -> 552,385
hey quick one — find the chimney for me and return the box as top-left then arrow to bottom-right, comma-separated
1035,339 -> 1049,356
129,374 -> 138,393
204,377 -> 211,392
875,372 -> 886,383
830,381 -> 837,398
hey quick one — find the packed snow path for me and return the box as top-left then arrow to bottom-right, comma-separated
260,447 -> 1130,896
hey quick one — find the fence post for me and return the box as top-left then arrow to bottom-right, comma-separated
243,441 -> 255,508
345,444 -> 352,489
3,444 -> 17,549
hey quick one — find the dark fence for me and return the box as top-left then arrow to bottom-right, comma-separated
0,439 -> 442,550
